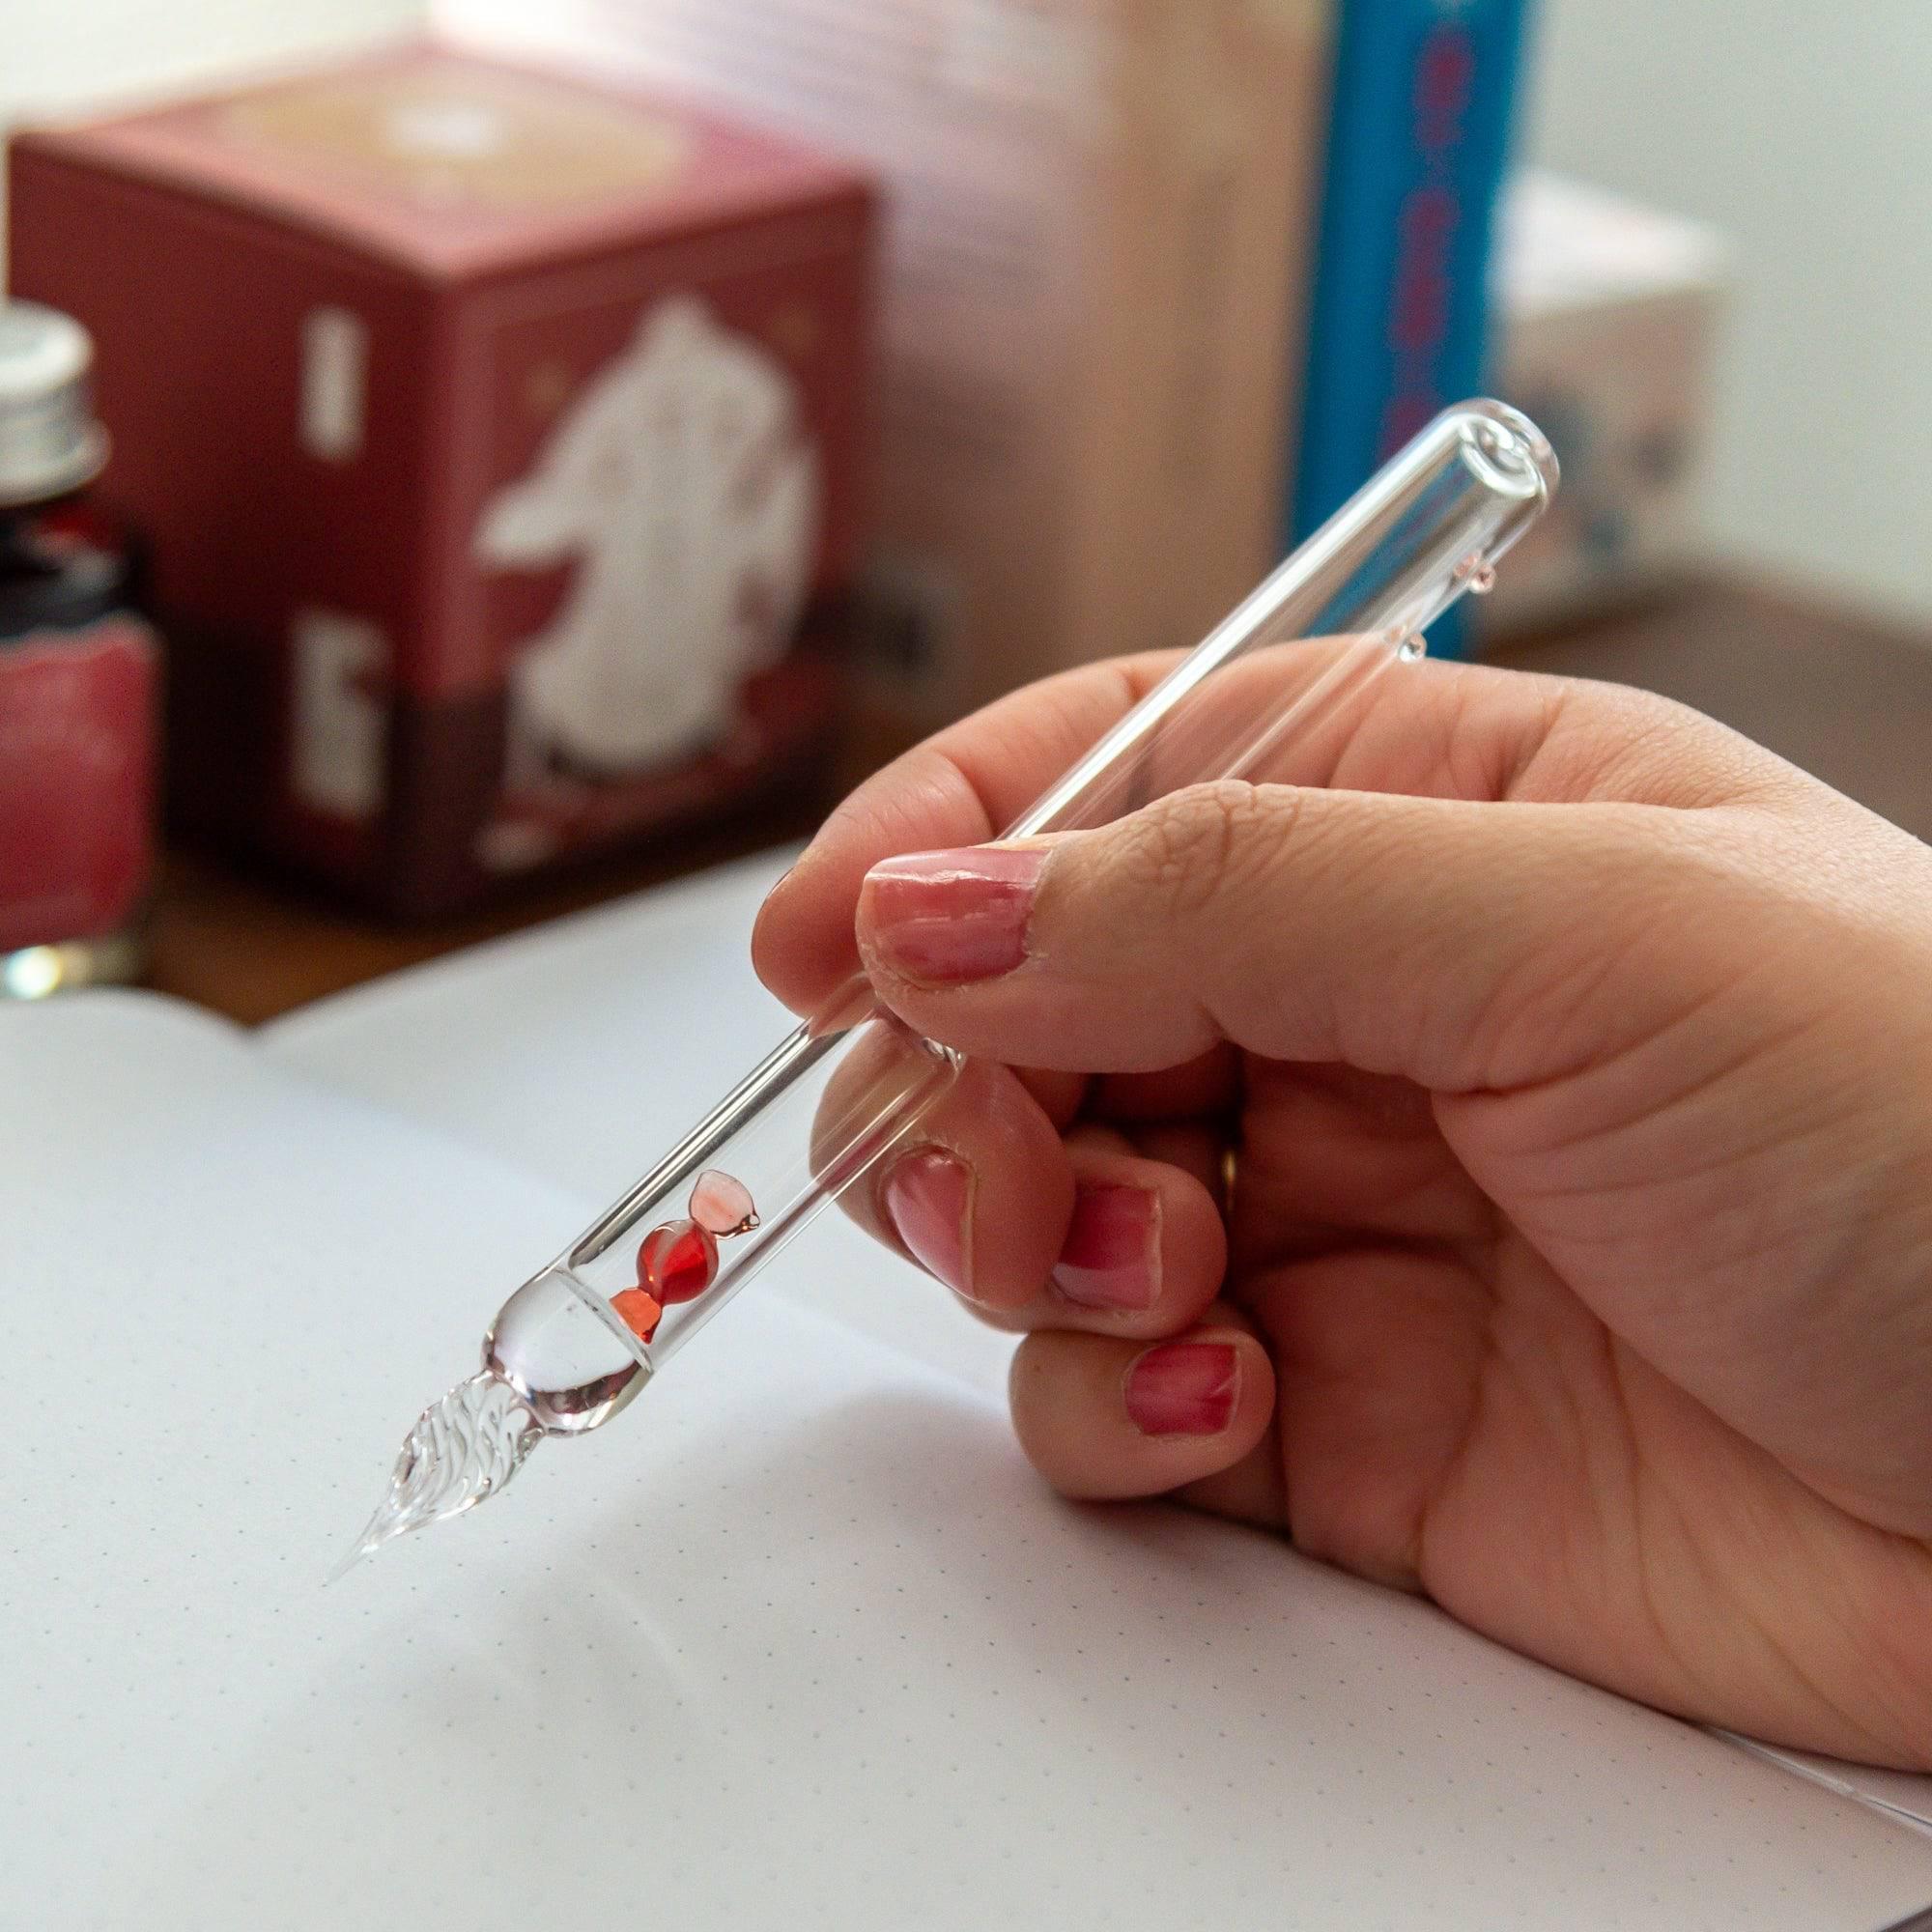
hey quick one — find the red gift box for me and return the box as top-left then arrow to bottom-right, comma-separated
9,43 -> 875,915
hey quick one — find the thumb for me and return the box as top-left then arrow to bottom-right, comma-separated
855,780 -> 1707,1094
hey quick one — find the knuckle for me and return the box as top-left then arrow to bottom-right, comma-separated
1557,681 -> 1795,810
1113,781 -> 1293,920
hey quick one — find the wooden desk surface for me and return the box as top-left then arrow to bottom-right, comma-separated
149,577 -> 1932,1026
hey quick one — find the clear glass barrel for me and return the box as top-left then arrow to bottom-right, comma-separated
483,401 -> 1557,1434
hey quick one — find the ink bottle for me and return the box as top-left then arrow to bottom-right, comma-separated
0,300 -> 159,999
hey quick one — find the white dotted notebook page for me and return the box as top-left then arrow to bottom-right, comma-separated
4,995 -> 1929,1931
261,848 -> 1932,1839
263,847 -> 1016,1398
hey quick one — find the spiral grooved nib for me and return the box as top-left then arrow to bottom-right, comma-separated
330,1371 -> 542,1581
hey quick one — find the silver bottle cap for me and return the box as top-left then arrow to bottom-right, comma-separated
0,299 -> 110,508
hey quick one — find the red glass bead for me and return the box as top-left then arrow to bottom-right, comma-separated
689,1169 -> 758,1237
638,1218 -> 718,1304
611,1287 -> 663,1344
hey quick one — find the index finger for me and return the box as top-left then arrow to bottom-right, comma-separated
754,651 -> 1180,1013
752,641 -> 1685,1017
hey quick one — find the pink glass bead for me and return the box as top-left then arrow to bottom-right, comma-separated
611,1287 -> 664,1345
638,1218 -> 718,1304
689,1169 -> 759,1236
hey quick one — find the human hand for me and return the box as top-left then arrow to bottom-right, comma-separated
753,647 -> 1932,1768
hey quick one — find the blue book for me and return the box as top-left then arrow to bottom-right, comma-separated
1290,0 -> 1535,656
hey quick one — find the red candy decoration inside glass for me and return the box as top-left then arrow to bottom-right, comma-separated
611,1170 -> 758,1346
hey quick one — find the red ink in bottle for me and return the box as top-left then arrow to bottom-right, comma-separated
0,300 -> 159,998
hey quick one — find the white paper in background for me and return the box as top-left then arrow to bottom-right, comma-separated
1807,1763 -> 1932,1836
1723,1741 -> 1932,1841
5,995 -> 1930,1932
262,846 -> 796,1186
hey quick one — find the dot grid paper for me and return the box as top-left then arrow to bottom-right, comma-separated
3,996 -> 1928,1931
267,844 -> 1932,1837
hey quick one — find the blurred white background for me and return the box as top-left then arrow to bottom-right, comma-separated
3,0 -> 1928,623
1528,0 -> 1932,623
0,0 -> 417,134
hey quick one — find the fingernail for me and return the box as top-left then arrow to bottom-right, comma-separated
1124,1342 -> 1239,1437
862,844 -> 1045,984
1052,1183 -> 1160,1310
883,1147 -> 973,1294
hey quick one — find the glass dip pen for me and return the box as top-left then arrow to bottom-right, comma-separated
335,398 -> 1558,1576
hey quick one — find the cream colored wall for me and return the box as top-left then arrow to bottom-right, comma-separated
5,0 -> 419,122
1,0 -> 421,245
11,0 -> 1926,623
449,0 -> 1932,624
1526,0 -> 1932,623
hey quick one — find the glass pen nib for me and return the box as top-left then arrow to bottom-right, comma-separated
329,1370 -> 542,1581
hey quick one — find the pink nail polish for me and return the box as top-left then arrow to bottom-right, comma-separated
1052,1183 -> 1160,1310
883,1147 -> 973,1294
862,845 -> 1044,984
1124,1342 -> 1238,1437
